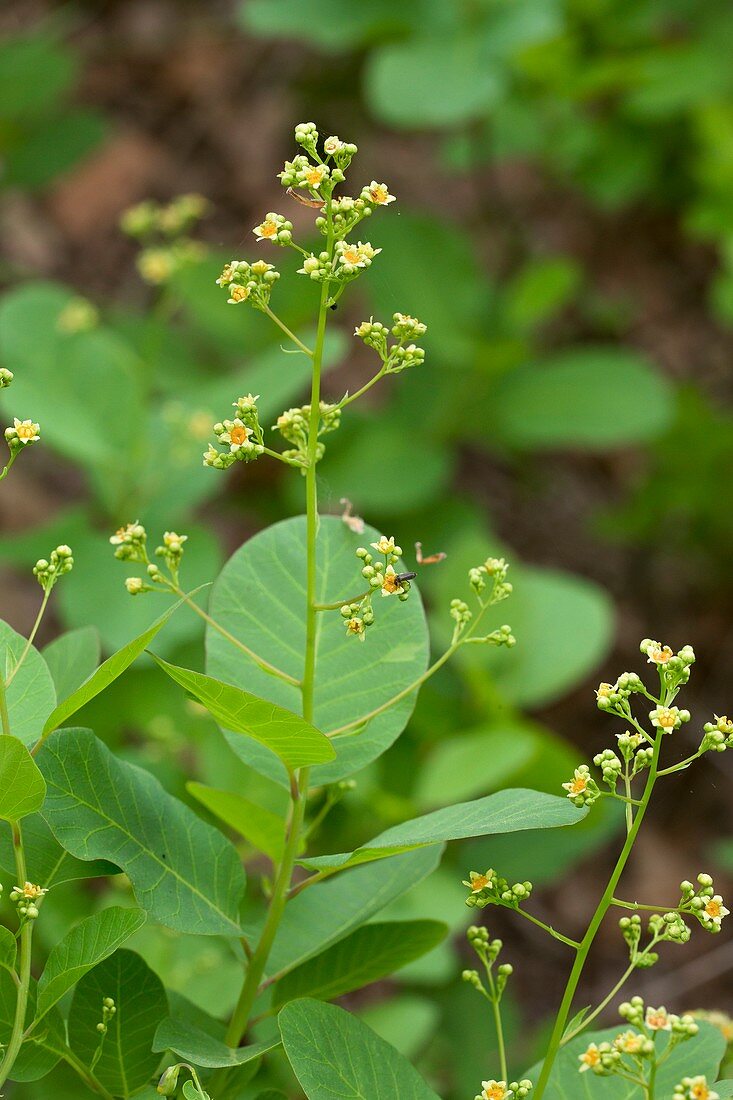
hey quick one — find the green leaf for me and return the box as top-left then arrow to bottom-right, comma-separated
414,722 -> 539,809
0,926 -> 16,974
526,1021 -> 726,1097
183,1082 -> 211,1100
0,736 -> 46,820
279,999 -> 441,1099
273,920 -> 446,1008
206,516 -> 429,788
37,906 -> 146,1020
38,728 -> 246,936
0,33 -> 76,121
152,655 -> 335,769
0,619 -> 56,745
42,627 -> 100,702
504,257 -> 582,330
263,846 -> 442,981
0,812 -> 118,888
298,789 -> 585,873
492,347 -> 674,450
366,34 -> 504,128
187,782 -> 285,863
69,949 -> 167,1097
153,1016 -> 278,1068
42,591 -> 197,735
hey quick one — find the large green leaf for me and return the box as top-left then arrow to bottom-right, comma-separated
279,999 -> 441,1099
527,1022 -> 727,1097
0,620 -> 56,745
262,846 -> 442,981
492,347 -> 674,450
36,906 -> 146,1020
414,722 -> 539,809
0,736 -> 46,820
152,655 -> 335,769
298,789 -> 585,873
41,592 -> 196,736
42,627 -> 100,702
206,516 -> 429,788
273,920 -> 446,1008
38,729 -> 246,935
154,1016 -> 278,1068
0,812 -> 118,888
69,949 -> 167,1098
187,782 -> 285,863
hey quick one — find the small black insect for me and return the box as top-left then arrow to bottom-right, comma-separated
395,571 -> 417,584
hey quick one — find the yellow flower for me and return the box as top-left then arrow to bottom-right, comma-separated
15,882 -> 46,901
481,1081 -> 508,1100
463,869 -> 495,893
645,1006 -> 671,1031
701,895 -> 729,929
381,565 -> 404,597
368,180 -> 396,205
304,164 -> 328,189
220,420 -> 251,452
596,682 -> 614,700
578,1044 -> 601,1072
216,263 -> 236,286
647,643 -> 673,665
371,536 -> 396,555
228,285 -> 250,304
324,135 -> 343,155
562,769 -> 588,798
13,418 -> 40,444
614,1030 -> 644,1054
253,218 -> 278,241
163,531 -> 187,552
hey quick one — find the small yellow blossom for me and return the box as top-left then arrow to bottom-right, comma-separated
614,1030 -> 644,1054
368,181 -> 396,205
596,682 -> 614,701
14,882 -> 47,901
346,617 -> 365,639
228,285 -> 251,304
647,643 -> 674,665
381,564 -> 404,597
324,135 -> 343,155
12,418 -> 41,444
253,218 -> 278,241
562,769 -> 588,798
645,1005 -> 671,1031
578,1044 -> 602,1072
220,420 -> 251,452
371,536 -> 396,555
650,706 -> 680,733
163,531 -> 187,553
701,895 -> 729,929
304,164 -> 328,189
125,577 -> 145,595
463,869 -> 495,893
481,1081 -> 508,1100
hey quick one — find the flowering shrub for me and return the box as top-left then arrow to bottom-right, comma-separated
0,124 -> 730,1100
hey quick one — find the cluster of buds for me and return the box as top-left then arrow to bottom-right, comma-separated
679,874 -> 730,932
616,730 -> 655,776
562,765 -> 601,808
110,522 -> 190,596
121,194 -> 209,287
274,401 -> 341,468
595,670 -> 645,712
673,1078 -> 719,1100
358,538 -> 413,601
56,296 -> 99,334
353,314 -> 427,373
647,910 -> 691,946
155,531 -> 188,582
216,259 -> 280,309
110,522 -> 148,564
593,747 -> 623,789
579,997 -> 700,1084
700,714 -> 733,754
469,557 -> 513,605
298,242 -> 382,285
252,212 -> 294,246
463,925 -> 514,1003
33,545 -> 74,592
475,1080 -> 532,1100
640,638 -> 695,692
463,869 -> 533,912
96,997 -> 116,1035
204,394 -> 265,470
10,881 -> 47,921
340,599 -> 374,642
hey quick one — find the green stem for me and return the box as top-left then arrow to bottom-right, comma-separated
59,1046 -> 116,1099
6,588 -> 51,686
610,899 -> 679,914
561,939 -> 660,1046
0,451 -> 18,482
338,367 -> 386,409
263,305 -> 313,357
168,584 -> 300,687
647,1059 -> 657,1099
314,588 -> 372,612
657,750 -> 702,777
513,906 -> 580,950
0,824 -> 33,1091
484,970 -> 508,1082
532,729 -> 664,1100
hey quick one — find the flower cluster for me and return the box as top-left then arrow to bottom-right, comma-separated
578,997 -> 701,1087
353,314 -> 427,374
10,881 -> 47,921
673,1077 -> 719,1100
700,713 -> 733,753
121,194 -> 208,286
679,873 -> 730,932
337,538 -> 413,643
96,996 -> 117,1036
463,869 -> 533,912
216,259 -> 280,309
203,394 -> 265,470
562,764 -> 600,808
274,401 -> 341,468
475,1080 -> 532,1100
5,417 -> 40,452
253,212 -> 294,245
32,544 -> 74,592
469,557 -> 513,605
110,521 -> 190,596
463,925 -> 515,1015
641,637 -> 696,691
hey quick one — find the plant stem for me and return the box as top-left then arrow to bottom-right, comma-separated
0,824 -> 33,1091
59,1047 -> 116,1099
532,729 -> 664,1100
314,588 -> 372,612
6,588 -> 51,686
168,583 -> 300,687
0,452 -> 17,482
215,212 -> 334,1089
513,907 -> 580,950
610,899 -> 680,914
657,750 -> 702,777
338,367 -> 386,409
561,939 -> 660,1045
263,305 -> 313,357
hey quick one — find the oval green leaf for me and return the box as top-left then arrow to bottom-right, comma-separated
0,735 -> 46,821
153,1016 -> 278,1069
279,999 -> 441,1099
38,728 -> 246,936
206,516 -> 429,788
0,620 -> 56,746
